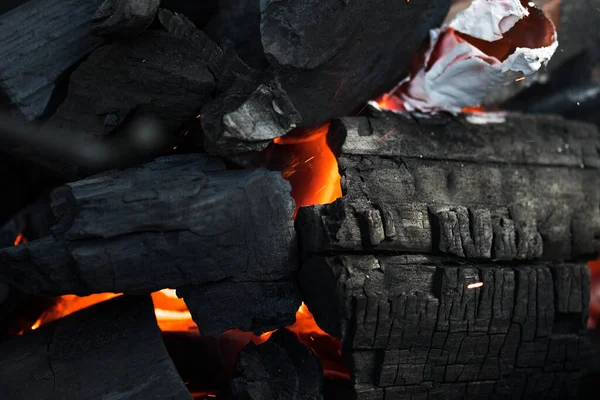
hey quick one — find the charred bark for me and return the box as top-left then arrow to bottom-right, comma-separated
224,329 -> 324,400
297,111 -> 599,399
0,295 -> 191,400
0,0 -> 104,119
0,154 -> 300,336
200,0 -> 452,154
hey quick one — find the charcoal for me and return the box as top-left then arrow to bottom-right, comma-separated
91,0 -> 160,36
0,296 -> 191,400
48,30 -> 215,140
297,112 -> 600,261
296,110 -> 598,399
201,0 -> 452,154
0,0 -> 104,119
0,154 -> 300,336
225,329 -> 324,400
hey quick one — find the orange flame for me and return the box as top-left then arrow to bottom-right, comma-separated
17,121 -> 346,380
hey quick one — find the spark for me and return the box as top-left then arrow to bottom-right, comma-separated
467,282 -> 484,289
13,233 -> 26,246
356,103 -> 369,116
333,78 -> 347,101
195,115 -> 201,119
183,130 -> 189,136
304,156 -> 315,163
378,128 -> 397,141
314,186 -> 326,195
515,77 -> 525,82
172,146 -> 177,150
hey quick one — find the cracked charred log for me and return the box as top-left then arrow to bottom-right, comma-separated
200,0 -> 452,155
0,154 -> 301,336
0,295 -> 191,400
296,111 -> 599,399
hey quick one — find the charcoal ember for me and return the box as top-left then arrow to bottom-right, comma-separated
225,329 -> 324,400
0,155 -> 300,335
0,0 -> 104,119
0,296 -> 191,400
91,0 -> 160,36
296,110 -> 598,399
48,30 -> 215,140
201,0 -> 451,154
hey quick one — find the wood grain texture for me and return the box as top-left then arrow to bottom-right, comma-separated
0,0 -> 104,119
0,295 -> 191,400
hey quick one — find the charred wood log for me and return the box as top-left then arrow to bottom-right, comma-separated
91,0 -> 161,36
0,0 -> 104,119
0,295 -> 192,400
0,154 -> 299,336
224,329 -> 324,400
298,112 -> 600,261
296,111 -> 598,399
49,30 -> 215,140
200,0 -> 451,154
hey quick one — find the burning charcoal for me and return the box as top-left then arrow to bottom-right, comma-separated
224,329 -> 324,400
91,0 -> 160,36
200,0 -> 452,154
48,30 -> 215,141
295,110 -> 599,399
0,0 -> 104,119
0,155 -> 300,336
0,296 -> 192,400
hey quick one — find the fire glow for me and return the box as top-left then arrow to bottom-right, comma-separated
15,121 -> 347,380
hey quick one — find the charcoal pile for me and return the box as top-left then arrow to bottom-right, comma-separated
0,0 -> 599,399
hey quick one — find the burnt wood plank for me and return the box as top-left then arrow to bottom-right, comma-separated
0,295 -> 191,400
0,0 -> 104,119
297,112 -> 600,261
300,255 -> 592,399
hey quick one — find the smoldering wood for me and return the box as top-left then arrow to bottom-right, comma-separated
0,296 -> 192,400
0,155 -> 300,335
300,255 -> 592,399
297,112 -> 600,261
200,0 -> 452,154
0,0 -> 104,119
49,30 -> 215,141
224,329 -> 324,400
91,0 -> 160,36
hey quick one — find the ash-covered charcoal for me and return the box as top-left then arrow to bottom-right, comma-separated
225,329 -> 324,400
200,0 -> 451,155
375,0 -> 558,114
0,296 -> 192,400
0,0 -> 104,119
91,0 -> 160,36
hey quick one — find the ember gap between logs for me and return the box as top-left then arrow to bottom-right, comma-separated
0,0 -> 600,399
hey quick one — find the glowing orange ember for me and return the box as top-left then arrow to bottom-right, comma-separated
13,232 -> 27,246
17,121 -> 346,381
24,290 -> 195,333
